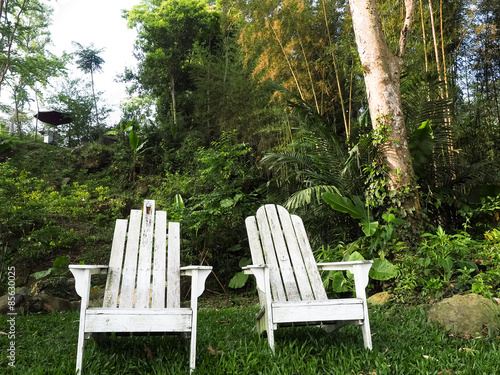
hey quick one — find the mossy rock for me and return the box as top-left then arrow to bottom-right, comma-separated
368,291 -> 391,305
427,293 -> 500,336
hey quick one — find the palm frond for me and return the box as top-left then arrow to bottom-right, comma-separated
285,185 -> 341,210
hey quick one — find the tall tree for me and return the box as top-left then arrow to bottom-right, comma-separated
127,0 -> 221,132
348,0 -> 421,219
47,77 -> 109,146
72,42 -> 105,127
1,0 -> 66,135
0,0 -> 28,92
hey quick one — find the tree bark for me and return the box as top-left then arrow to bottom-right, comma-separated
348,0 -> 421,215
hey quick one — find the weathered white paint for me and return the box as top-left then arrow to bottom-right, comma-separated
69,200 -> 212,374
152,210 -> 167,308
244,204 -> 373,352
135,200 -> 155,308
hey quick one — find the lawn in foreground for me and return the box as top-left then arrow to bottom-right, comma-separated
1,303 -> 498,374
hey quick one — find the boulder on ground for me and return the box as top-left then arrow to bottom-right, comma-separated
368,291 -> 391,305
1,287 -> 79,314
427,293 -> 500,336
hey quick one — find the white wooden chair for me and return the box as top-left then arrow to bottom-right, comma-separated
69,200 -> 211,374
243,204 -> 373,352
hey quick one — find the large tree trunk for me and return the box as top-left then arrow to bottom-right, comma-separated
348,0 -> 421,216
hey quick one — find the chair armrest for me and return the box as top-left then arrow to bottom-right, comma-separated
318,260 -> 373,297
242,264 -> 267,272
180,265 -> 213,273
68,265 -> 109,299
317,260 -> 373,272
242,265 -> 268,295
180,266 -> 212,298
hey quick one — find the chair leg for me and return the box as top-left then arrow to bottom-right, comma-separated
267,326 -> 275,354
189,311 -> 198,374
75,319 -> 86,374
189,331 -> 196,374
361,320 -> 372,350
265,309 -> 275,354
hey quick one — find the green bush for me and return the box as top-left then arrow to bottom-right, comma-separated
392,226 -> 500,301
152,131 -> 265,285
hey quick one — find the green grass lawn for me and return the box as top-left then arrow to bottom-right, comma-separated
1,303 -> 499,374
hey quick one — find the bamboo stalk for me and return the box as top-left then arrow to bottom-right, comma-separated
297,32 -> 321,114
439,0 -> 449,98
428,0 -> 443,88
419,0 -> 428,71
321,0 -> 349,139
270,21 -> 306,102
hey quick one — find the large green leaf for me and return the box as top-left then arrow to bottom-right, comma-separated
369,258 -> 398,280
322,192 -> 364,219
347,251 -> 365,261
330,271 -> 349,293
229,272 -> 249,289
31,269 -> 52,280
409,121 -> 434,170
53,256 -> 68,268
129,129 -> 139,150
361,220 -> 379,236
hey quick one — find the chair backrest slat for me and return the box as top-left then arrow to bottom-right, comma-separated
103,219 -> 128,308
290,214 -> 328,300
263,205 -> 300,301
166,222 -> 181,308
245,216 -> 267,306
152,210 -> 167,308
255,206 -> 287,302
276,205 -> 315,301
103,200 -> 181,309
119,209 -> 143,308
135,200 -> 155,308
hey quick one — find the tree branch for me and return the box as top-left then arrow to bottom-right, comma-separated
397,0 -> 416,57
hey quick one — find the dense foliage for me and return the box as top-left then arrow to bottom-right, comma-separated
1,0 -> 500,302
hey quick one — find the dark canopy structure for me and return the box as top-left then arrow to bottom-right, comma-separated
34,111 -> 72,126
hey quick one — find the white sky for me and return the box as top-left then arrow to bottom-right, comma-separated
46,0 -> 140,125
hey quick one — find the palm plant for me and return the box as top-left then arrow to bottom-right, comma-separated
72,42 -> 105,127
262,85 -> 362,211
402,72 -> 500,230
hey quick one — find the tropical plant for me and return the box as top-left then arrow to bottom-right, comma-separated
261,85 -> 359,210
72,42 -> 105,127
322,192 -> 399,281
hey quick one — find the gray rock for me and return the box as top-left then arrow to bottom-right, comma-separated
43,296 -> 73,312
427,293 -> 500,336
15,286 -> 30,296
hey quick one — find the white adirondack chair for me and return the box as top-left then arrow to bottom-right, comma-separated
69,200 -> 211,374
243,204 -> 373,352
